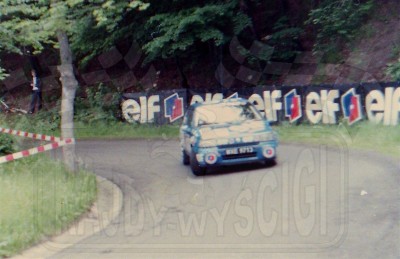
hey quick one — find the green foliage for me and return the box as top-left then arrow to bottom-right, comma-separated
0,0 -> 148,70
268,16 -> 303,61
0,134 -> 15,156
74,84 -> 120,124
0,107 -> 61,139
142,1 -> 251,63
0,66 -> 9,81
0,0 -> 57,54
0,84 -> 121,134
92,0 -> 149,31
390,43 -> 400,59
234,16 -> 302,67
0,0 -> 148,52
387,45 -> 400,78
236,41 -> 274,66
320,43 -> 343,63
33,107 -> 61,132
307,0 -> 374,56
70,0 -> 149,67
0,103 -> 61,136
71,16 -> 128,67
386,58 -> 400,81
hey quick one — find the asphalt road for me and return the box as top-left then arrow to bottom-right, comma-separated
50,139 -> 399,259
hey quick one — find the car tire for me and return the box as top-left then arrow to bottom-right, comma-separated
182,150 -> 190,165
190,151 -> 206,176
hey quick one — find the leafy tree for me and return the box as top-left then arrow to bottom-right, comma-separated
65,1 -> 255,89
130,0 -> 251,87
0,0 -> 147,171
267,16 -> 303,61
306,0 -> 374,57
70,1 -> 148,67
142,2 -> 250,62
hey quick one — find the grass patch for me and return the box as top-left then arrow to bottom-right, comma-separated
274,121 -> 400,158
1,113 -> 398,157
0,114 -> 180,140
0,114 -> 60,138
0,155 -> 97,258
74,121 -> 180,139
74,120 -> 399,158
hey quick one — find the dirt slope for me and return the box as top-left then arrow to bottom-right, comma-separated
281,0 -> 400,86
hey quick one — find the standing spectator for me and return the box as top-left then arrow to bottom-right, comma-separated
29,69 -> 42,114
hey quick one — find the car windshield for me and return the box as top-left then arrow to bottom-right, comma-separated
193,102 -> 263,126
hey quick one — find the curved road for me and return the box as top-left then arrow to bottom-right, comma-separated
51,139 -> 399,258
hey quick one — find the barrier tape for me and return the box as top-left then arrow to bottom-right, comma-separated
0,139 -> 75,164
0,127 -> 75,164
0,127 -> 62,142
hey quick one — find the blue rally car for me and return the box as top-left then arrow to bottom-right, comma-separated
180,98 -> 278,176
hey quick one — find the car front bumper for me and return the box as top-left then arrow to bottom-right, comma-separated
194,141 -> 277,167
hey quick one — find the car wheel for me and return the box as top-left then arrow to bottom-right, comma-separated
190,151 -> 206,176
182,150 -> 190,165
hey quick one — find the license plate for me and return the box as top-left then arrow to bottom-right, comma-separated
226,147 -> 253,155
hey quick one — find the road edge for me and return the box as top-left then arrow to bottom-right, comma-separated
12,176 -> 123,259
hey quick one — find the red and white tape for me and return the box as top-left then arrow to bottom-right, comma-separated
0,127 -> 75,164
0,139 -> 75,164
0,127 -> 62,142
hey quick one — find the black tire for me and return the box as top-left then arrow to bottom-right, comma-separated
182,150 -> 190,165
190,151 -> 206,176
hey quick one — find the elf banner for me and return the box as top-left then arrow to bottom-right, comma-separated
121,89 -> 187,125
120,82 -> 400,126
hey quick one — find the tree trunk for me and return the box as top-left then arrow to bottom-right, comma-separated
57,30 -> 78,172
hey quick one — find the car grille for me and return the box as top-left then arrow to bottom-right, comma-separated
218,142 -> 259,149
222,152 -> 257,160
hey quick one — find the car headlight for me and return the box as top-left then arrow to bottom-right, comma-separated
198,139 -> 218,148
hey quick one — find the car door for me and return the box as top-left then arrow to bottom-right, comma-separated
180,107 -> 194,154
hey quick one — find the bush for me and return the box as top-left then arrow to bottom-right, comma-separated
4,104 -> 61,136
386,58 -> 400,81
74,83 -> 120,124
0,133 -> 15,156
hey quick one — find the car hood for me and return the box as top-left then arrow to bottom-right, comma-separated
198,120 -> 270,140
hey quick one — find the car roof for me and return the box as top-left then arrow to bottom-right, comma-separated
190,98 -> 248,109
